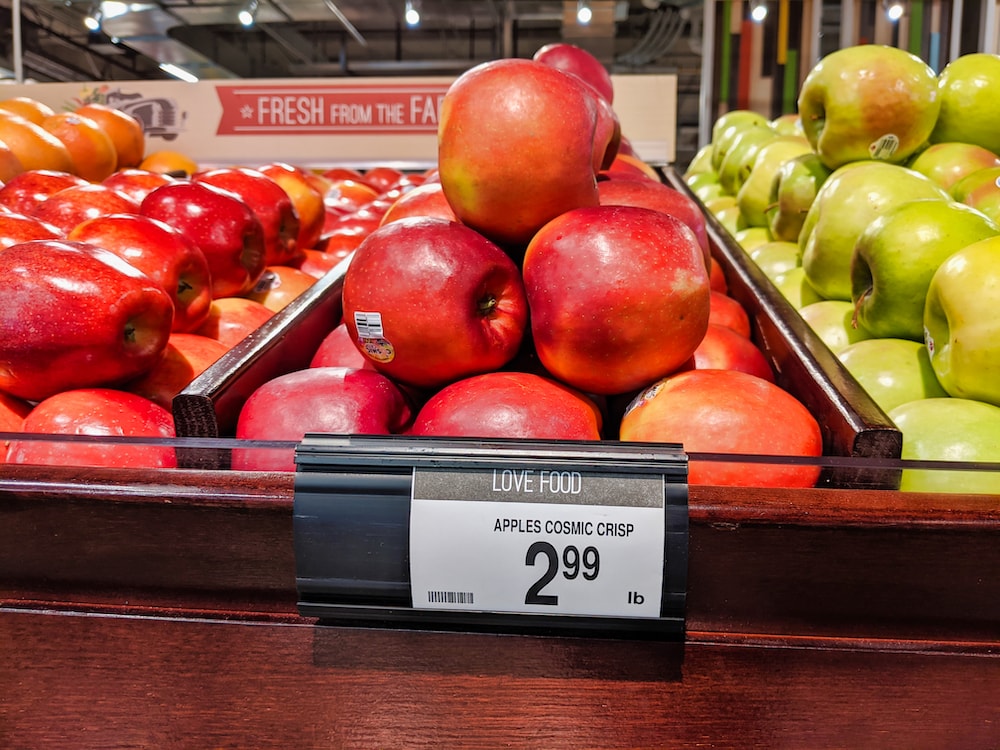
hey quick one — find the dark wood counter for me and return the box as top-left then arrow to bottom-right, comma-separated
2,464 -> 999,746
2,607 -> 999,748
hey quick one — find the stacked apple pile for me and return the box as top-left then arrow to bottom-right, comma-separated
232,43 -> 826,489
687,44 -> 1000,493
0,96 -> 432,469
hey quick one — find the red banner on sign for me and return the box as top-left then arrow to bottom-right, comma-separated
216,83 -> 451,136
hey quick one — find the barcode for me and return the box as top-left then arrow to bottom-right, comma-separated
354,311 -> 384,338
427,590 -> 475,604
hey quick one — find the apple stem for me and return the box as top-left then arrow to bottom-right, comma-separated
851,289 -> 870,330
478,294 -> 498,317
124,322 -> 136,344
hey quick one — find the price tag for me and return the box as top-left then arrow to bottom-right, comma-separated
409,467 -> 665,618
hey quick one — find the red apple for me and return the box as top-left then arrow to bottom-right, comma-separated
0,239 -> 173,401
298,247 -> 351,279
409,370 -> 603,440
602,152 -> 662,182
30,183 -> 140,235
68,213 -> 213,333
6,388 -> 176,469
522,205 -> 710,395
363,166 -> 405,194
0,390 -> 32,463
232,366 -> 414,471
438,57 -> 620,250
341,216 -> 529,389
329,207 -> 383,242
619,369 -> 822,487
323,178 -> 380,214
709,290 -> 752,338
257,162 -> 325,251
310,321 -> 372,370
533,42 -> 614,104
193,166 -> 303,267
193,296 -> 275,349
101,168 -> 176,205
0,211 -> 63,248
598,176 -> 711,269
321,166 -> 367,184
379,181 -> 458,226
680,323 -> 775,382
710,256 -> 728,294
140,181 -> 267,299
245,265 -> 317,312
0,391 -> 31,431
123,332 -> 229,409
0,169 -> 87,215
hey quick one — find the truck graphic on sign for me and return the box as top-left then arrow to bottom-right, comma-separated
104,90 -> 185,141
71,86 -> 187,141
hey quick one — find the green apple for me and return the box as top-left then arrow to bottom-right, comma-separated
710,109 -> 772,170
907,142 -> 1000,192
766,152 -> 833,242
951,166 -> 1000,223
889,397 -> 1000,494
798,299 -> 874,354
773,265 -> 824,309
750,240 -> 801,283
851,199 -> 999,341
717,124 -> 780,195
800,161 -> 950,301
736,135 -> 812,227
684,144 -> 715,178
712,203 -> 746,236
733,226 -> 773,253
838,338 -> 948,414
923,235 -> 1000,406
797,44 -> 940,169
950,166 -> 1000,201
771,113 -> 804,137
930,53 -> 1000,155
691,177 -> 726,204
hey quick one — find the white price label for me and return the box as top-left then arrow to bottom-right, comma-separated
409,467 -> 665,618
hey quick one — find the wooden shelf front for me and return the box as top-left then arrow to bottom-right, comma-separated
2,606 -> 999,748
3,464 -> 1000,745
3,464 -> 1000,643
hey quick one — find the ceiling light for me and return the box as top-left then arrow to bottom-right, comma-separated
83,4 -> 102,31
750,0 -> 768,22
159,62 -> 199,83
404,0 -> 420,26
885,0 -> 905,20
577,0 -> 592,25
238,0 -> 259,28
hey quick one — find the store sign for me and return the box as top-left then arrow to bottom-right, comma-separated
215,83 -> 451,136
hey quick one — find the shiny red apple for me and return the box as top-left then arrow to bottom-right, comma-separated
0,239 -> 174,401
193,166 -> 303,267
68,212 -> 213,333
409,370 -> 603,440
6,388 -> 176,469
522,205 -> 710,395
232,366 -> 414,471
341,216 -> 529,389
140,181 -> 267,299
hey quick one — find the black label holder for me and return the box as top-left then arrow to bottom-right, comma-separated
293,434 -> 688,640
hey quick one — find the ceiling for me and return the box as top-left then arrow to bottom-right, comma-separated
0,0 -> 703,83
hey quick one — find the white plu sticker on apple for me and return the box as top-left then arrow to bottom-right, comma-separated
924,325 -> 935,357
869,134 -> 900,160
354,310 -> 395,363
409,467 -> 666,618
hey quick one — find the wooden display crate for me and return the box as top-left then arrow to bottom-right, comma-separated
170,170 -> 901,488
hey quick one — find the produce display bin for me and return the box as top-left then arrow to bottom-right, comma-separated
171,168 -> 902,489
